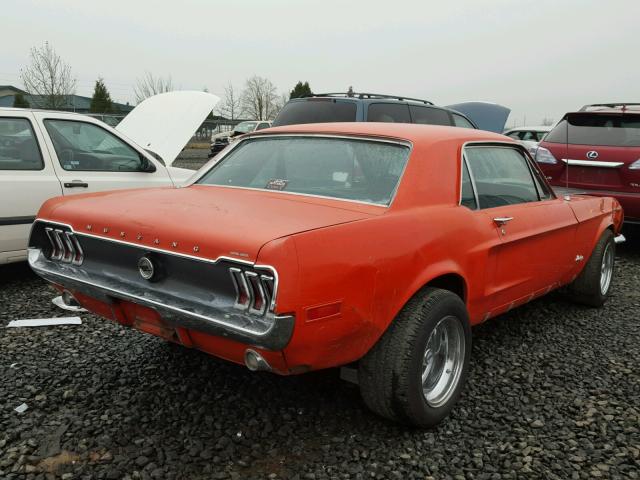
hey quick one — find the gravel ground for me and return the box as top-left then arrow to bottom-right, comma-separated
1,226 -> 639,479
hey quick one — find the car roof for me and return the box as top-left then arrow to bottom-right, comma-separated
0,107 -> 86,116
249,122 -> 510,146
504,126 -> 552,132
579,103 -> 640,114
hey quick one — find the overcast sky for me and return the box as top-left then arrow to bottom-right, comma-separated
1,0 -> 637,126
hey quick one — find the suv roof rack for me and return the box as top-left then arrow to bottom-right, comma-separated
580,103 -> 640,112
301,92 -> 434,105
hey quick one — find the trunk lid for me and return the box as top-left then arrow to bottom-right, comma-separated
41,185 -> 377,262
116,91 -> 219,166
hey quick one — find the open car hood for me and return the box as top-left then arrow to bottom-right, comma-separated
446,101 -> 511,134
116,91 -> 219,166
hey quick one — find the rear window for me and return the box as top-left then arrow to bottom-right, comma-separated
196,136 -> 410,206
272,100 -> 357,126
545,114 -> 640,147
410,106 -> 451,126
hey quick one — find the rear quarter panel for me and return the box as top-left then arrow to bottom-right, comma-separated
568,195 -> 621,270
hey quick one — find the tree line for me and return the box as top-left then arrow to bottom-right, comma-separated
15,42 -> 313,121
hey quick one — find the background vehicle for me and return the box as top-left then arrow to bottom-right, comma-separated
0,91 -> 219,264
209,120 -> 271,157
29,123 -> 623,427
503,125 -> 552,155
535,103 -> 640,224
272,92 -> 511,133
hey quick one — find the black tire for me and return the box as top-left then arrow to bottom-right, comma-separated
358,287 -> 471,427
567,229 -> 615,307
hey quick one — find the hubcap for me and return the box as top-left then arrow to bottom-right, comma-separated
600,242 -> 614,295
421,316 -> 465,408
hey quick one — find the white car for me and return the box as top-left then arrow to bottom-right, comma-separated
209,121 -> 272,157
0,91 -> 219,264
503,125 -> 552,155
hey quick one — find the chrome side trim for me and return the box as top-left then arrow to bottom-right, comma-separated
561,159 -> 624,168
614,234 -> 626,244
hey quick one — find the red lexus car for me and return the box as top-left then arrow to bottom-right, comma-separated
535,103 -> 640,224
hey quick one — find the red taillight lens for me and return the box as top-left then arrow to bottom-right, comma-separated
229,267 -> 275,315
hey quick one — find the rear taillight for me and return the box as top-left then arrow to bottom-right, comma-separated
44,227 -> 84,265
535,147 -> 558,165
229,267 -> 275,315
630,159 -> 640,170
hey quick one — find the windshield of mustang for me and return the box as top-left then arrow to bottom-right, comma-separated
196,136 -> 410,205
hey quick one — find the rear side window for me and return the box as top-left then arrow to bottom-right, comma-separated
545,114 -> 640,147
452,113 -> 475,129
465,146 -> 540,209
460,161 -> 477,209
367,103 -> 411,123
273,100 -> 357,126
410,106 -> 451,126
0,117 -> 43,170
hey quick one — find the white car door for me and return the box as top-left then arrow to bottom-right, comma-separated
0,112 -> 62,263
33,111 -> 172,196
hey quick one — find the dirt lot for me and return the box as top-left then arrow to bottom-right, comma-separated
1,182 -> 639,479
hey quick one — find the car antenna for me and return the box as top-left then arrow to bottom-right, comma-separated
565,114 -> 570,192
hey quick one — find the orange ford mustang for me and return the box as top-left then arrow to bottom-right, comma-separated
28,123 -> 625,427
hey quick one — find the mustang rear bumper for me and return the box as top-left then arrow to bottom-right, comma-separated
28,248 -> 295,351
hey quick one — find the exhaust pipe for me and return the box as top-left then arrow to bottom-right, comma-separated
244,349 -> 272,372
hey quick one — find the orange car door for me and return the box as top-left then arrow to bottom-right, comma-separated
465,144 -> 578,311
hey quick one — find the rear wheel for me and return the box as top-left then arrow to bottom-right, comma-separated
358,288 -> 471,427
567,229 -> 615,307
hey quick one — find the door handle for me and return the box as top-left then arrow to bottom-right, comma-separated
64,181 -> 88,188
493,216 -> 513,227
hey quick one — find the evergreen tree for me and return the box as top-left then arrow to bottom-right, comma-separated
89,78 -> 113,113
13,93 -> 30,108
289,81 -> 312,99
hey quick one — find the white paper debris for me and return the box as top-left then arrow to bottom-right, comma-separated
6,317 -> 82,328
14,403 -> 28,413
10,363 -> 19,369
52,296 -> 87,312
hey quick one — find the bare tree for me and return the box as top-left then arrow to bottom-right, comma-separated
133,72 -> 173,104
541,117 -> 555,126
20,42 -> 76,109
241,75 -> 278,120
216,82 -> 243,120
273,92 -> 289,117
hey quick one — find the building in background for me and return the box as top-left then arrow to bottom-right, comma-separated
0,85 -> 134,114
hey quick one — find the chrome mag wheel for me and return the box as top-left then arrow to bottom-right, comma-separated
421,315 -> 465,408
600,241 -> 614,295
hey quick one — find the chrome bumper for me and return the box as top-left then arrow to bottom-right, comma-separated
28,248 -> 294,350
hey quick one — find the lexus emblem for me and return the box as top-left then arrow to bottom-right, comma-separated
137,256 -> 155,280
586,150 -> 599,159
